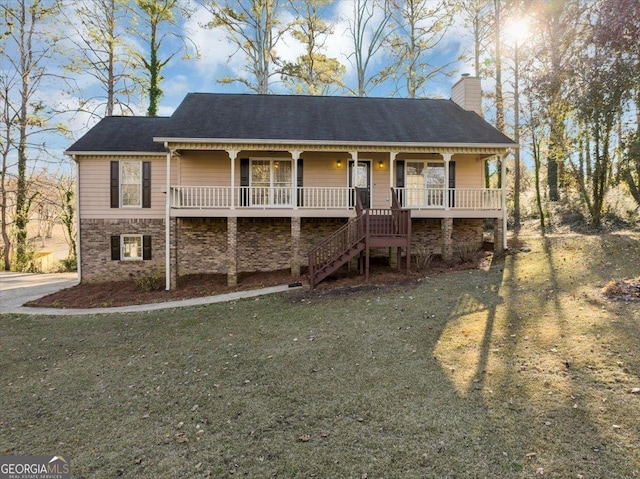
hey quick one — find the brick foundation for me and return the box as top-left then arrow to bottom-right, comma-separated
410,218 -> 483,261
453,219 -> 484,249
411,219 -> 443,255
493,218 -> 504,253
177,218 -> 228,277
237,218 -> 292,272
80,216 -> 488,286
80,218 -> 166,283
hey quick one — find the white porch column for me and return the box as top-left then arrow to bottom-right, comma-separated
290,150 -> 301,210
165,147 -> 172,291
349,151 -> 358,209
501,152 -> 508,250
227,149 -> 239,209
389,151 -> 398,206
443,152 -> 452,210
350,151 -> 358,167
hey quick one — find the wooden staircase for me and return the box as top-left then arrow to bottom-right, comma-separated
308,188 -> 411,289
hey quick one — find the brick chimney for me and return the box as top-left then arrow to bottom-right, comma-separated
451,74 -> 482,115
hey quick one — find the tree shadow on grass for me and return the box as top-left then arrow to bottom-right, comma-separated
1,235 -> 638,478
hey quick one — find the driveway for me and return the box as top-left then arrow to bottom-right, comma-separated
0,272 -> 78,313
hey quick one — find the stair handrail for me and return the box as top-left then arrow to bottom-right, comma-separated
354,186 -> 364,215
308,212 -> 367,288
390,187 -> 402,210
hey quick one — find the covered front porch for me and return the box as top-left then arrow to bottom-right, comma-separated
165,145 -> 508,218
169,185 -> 503,214
162,143 -> 510,290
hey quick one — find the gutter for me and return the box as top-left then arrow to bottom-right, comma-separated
152,137 -> 519,150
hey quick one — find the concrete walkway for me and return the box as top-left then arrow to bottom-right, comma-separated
0,272 -> 298,316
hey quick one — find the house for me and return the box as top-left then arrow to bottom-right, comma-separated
65,75 -> 517,290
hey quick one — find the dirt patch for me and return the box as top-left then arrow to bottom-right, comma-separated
27,253 -> 495,309
602,277 -> 640,301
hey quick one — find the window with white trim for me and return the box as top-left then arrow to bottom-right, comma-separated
405,161 -> 445,207
111,234 -> 151,261
121,161 -> 142,207
121,234 -> 143,260
250,159 -> 292,206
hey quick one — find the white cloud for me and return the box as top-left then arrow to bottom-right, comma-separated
185,6 -> 244,77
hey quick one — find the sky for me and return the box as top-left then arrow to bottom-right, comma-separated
4,0 -> 522,172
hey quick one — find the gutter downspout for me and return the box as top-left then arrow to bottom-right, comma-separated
501,153 -> 508,250
74,155 -> 81,282
165,144 -> 171,291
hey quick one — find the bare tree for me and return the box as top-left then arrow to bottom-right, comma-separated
62,0 -> 140,118
201,0 -> 285,94
455,0 -> 492,77
382,0 -> 459,98
344,0 -> 391,97
0,76 -> 16,270
0,0 -> 61,271
131,0 -> 198,115
280,0 -> 345,95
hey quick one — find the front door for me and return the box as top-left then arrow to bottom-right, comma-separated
349,160 -> 371,209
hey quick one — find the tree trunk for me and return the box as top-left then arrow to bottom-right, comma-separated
147,21 -> 160,116
0,175 -> 10,270
14,0 -> 31,271
493,0 -> 503,188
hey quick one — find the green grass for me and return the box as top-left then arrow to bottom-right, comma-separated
1,233 -> 639,478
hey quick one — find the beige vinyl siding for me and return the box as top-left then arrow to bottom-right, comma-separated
451,76 -> 482,115
178,150 -> 230,186
301,152 -> 350,189
78,155 -> 166,219
453,154 -> 484,189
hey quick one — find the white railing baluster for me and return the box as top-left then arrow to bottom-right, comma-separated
169,186 -> 502,210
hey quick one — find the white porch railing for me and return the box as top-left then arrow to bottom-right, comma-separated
170,186 -> 502,210
170,186 -> 231,208
396,187 -> 502,210
170,186 -> 352,209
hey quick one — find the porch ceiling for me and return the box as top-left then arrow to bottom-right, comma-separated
164,141 -> 512,157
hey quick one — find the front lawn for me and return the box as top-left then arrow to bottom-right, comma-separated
1,233 -> 639,478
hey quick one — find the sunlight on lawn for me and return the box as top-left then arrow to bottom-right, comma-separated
434,295 -> 498,397
435,233 -> 640,471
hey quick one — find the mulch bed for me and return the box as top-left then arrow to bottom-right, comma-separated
26,255 -> 490,309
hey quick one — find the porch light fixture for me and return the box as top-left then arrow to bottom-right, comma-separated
336,159 -> 342,167
378,160 -> 384,168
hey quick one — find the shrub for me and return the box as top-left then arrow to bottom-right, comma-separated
58,256 -> 77,272
454,242 -> 482,264
135,269 -> 162,292
413,244 -> 434,271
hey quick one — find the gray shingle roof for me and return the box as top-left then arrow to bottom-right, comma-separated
66,117 -> 169,153
156,93 -> 516,146
66,94 -> 516,154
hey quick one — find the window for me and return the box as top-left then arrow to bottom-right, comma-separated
111,235 -> 152,261
121,161 -> 142,207
405,161 -> 445,207
111,160 -> 151,208
122,235 -> 142,260
250,159 -> 292,206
